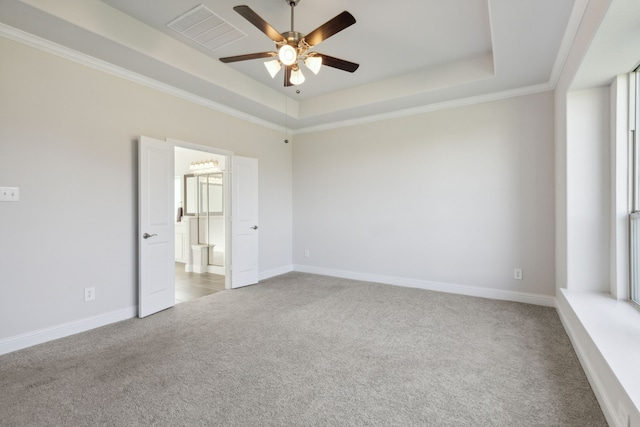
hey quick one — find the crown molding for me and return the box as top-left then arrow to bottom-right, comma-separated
293,82 -> 554,135
0,23 -> 287,134
548,0 -> 590,88
1,0 -> 584,138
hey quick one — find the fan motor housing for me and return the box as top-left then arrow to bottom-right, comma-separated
281,31 -> 304,46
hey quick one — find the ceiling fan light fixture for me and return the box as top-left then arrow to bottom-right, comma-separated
304,55 -> 322,74
264,59 -> 281,78
278,44 -> 297,66
290,66 -> 305,85
220,4 -> 358,88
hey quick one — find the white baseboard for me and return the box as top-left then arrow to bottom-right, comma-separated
0,306 -> 137,356
260,264 -> 293,281
293,264 -> 556,307
207,265 -> 225,275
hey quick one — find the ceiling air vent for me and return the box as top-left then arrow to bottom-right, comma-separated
167,4 -> 246,52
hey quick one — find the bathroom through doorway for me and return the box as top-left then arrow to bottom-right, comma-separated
174,146 -> 228,304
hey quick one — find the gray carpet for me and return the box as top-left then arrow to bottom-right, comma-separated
0,272 -> 606,426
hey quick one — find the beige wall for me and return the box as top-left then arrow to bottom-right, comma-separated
0,37 -> 292,339
0,32 -> 556,338
292,92 -> 556,297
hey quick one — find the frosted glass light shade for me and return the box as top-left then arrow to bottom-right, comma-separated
304,56 -> 322,74
264,60 -> 281,78
278,44 -> 297,66
290,67 -> 305,85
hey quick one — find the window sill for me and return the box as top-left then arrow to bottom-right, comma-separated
558,288 -> 640,420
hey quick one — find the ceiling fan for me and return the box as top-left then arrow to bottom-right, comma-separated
219,0 -> 359,87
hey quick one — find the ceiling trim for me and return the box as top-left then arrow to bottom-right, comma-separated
0,23 -> 286,134
1,0 -> 585,137
548,0 -> 590,88
293,82 -> 554,135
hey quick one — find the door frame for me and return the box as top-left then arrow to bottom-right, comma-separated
167,138 -> 233,289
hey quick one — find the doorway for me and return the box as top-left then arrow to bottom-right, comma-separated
174,146 -> 228,304
139,136 -> 259,318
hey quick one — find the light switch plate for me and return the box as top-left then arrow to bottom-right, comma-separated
1,187 -> 20,202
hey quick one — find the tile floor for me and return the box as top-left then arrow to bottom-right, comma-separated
175,263 -> 226,304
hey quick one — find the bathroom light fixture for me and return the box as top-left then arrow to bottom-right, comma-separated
190,159 -> 219,171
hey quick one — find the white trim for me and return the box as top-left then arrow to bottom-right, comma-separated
1,16 -> 576,137
167,138 -> 233,157
293,83 -> 553,135
0,306 -> 137,356
555,291 -> 616,426
610,76 -> 631,300
207,265 -> 225,275
548,0 -> 590,88
293,264 -> 556,307
555,289 -> 640,427
260,264 -> 294,281
0,23 -> 286,134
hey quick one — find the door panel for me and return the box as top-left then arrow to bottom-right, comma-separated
138,136 -> 175,317
231,156 -> 259,288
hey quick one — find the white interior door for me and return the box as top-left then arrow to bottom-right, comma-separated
231,156 -> 259,288
138,136 -> 175,317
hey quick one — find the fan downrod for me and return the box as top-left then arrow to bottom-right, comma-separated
283,0 -> 302,45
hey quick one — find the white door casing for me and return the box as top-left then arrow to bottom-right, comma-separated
231,156 -> 259,288
138,136 -> 175,317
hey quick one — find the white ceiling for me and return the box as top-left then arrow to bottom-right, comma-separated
0,0 -> 580,131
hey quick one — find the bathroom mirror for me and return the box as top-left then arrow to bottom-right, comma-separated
184,173 -> 223,216
184,175 -> 198,216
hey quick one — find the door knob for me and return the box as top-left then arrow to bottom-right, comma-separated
143,233 -> 157,239
251,225 -> 258,230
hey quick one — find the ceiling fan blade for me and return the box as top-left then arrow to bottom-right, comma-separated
219,52 -> 275,63
304,11 -> 356,47
315,54 -> 359,73
234,5 -> 286,43
284,66 -> 293,87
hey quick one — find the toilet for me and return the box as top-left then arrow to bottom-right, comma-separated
191,244 -> 211,273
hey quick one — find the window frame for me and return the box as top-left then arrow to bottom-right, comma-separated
630,70 -> 640,307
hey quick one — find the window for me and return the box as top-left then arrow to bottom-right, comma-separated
630,70 -> 640,306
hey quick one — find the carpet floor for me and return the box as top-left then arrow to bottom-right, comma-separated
0,272 -> 606,426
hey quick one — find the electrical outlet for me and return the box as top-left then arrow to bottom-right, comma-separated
0,188 -> 7,201
84,287 -> 95,301
514,268 -> 523,280
304,249 -> 310,258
